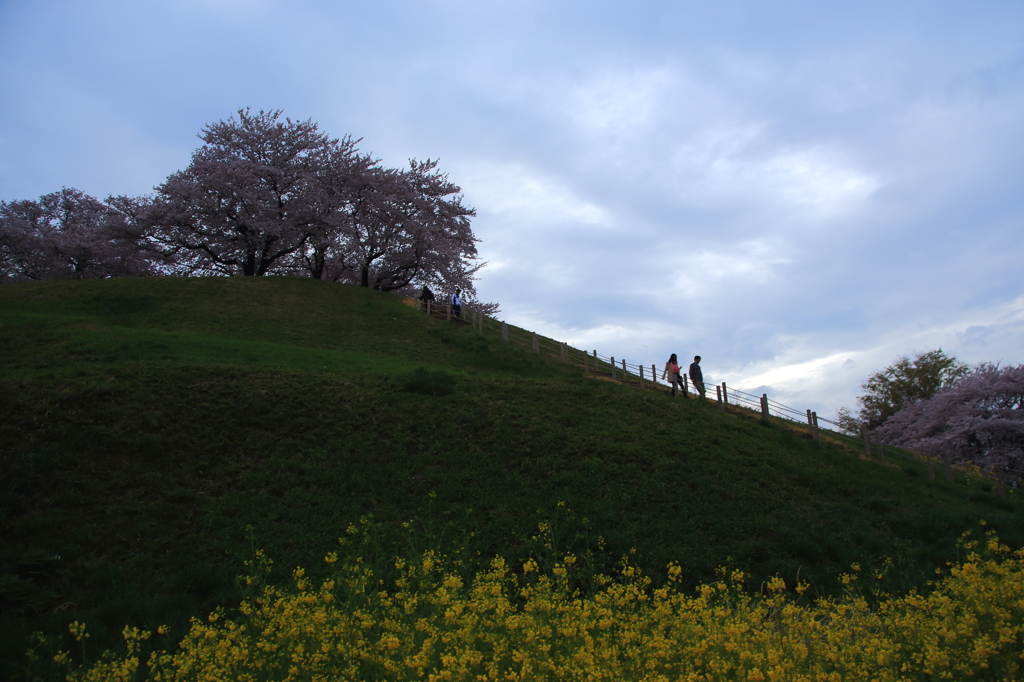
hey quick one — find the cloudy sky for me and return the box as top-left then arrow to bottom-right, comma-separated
2,0 -> 1022,420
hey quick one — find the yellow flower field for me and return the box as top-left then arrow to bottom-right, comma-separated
56,531 -> 1024,681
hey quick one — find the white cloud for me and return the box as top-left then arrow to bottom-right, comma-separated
672,135 -> 881,219
460,161 -> 614,230
671,123 -> 767,172
567,68 -> 676,133
667,240 -> 792,298
760,148 -> 880,211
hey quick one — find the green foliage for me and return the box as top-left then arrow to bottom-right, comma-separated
0,278 -> 1021,680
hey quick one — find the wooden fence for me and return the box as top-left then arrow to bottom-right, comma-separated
414,298 -> 1018,495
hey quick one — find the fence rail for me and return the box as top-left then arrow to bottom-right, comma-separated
412,297 -> 1021,492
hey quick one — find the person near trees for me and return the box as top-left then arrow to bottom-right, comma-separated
450,289 -> 462,319
419,285 -> 435,311
689,355 -> 705,399
662,353 -> 682,397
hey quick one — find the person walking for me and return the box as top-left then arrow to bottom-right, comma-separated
419,285 -> 435,312
450,289 -> 462,319
662,353 -> 682,397
689,355 -> 705,399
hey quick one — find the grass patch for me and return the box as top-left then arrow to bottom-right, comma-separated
401,368 -> 457,396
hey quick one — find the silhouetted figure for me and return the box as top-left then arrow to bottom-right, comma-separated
689,355 -> 705,399
419,286 -> 435,311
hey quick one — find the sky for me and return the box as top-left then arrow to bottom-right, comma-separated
2,0 -> 1023,421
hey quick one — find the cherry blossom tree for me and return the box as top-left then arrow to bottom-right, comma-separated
876,363 -> 1024,480
398,159 -> 486,300
0,188 -> 153,282
145,109 -> 334,276
324,159 -> 479,291
293,137 -> 376,282
295,150 -> 494,311
144,109 -> 489,300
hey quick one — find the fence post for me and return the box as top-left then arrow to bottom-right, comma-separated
722,382 -> 729,405
652,364 -> 657,389
533,332 -> 539,352
944,453 -> 953,483
716,385 -> 724,411
502,322 -> 508,341
683,374 -> 689,396
639,365 -> 644,386
594,351 -> 599,374
927,456 -> 935,480
611,357 -> 616,380
997,470 -> 1006,496
446,303 -> 451,321
760,394 -> 770,423
427,300 -> 431,316
561,342 -> 568,362
860,424 -> 871,458
807,410 -> 819,440
621,358 -> 626,378
876,440 -> 884,462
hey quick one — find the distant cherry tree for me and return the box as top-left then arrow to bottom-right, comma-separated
2,109 -> 498,313
876,363 -> 1024,479
144,109 -> 491,303
0,188 -> 153,282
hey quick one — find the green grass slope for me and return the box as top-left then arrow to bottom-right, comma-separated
1,277 -> 1021,675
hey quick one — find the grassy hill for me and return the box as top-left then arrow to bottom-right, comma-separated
1,277 -> 1021,677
